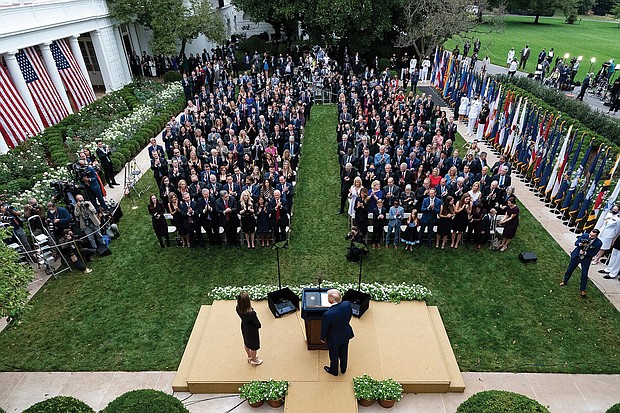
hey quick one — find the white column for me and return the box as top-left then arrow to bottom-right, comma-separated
3,50 -> 44,130
68,34 -> 95,95
89,29 -> 114,93
128,23 -> 142,55
39,42 -> 73,114
113,25 -> 132,83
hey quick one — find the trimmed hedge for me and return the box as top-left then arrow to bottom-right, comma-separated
607,402 -> 620,413
498,75 -> 620,147
163,70 -> 182,83
23,396 -> 94,413
101,389 -> 188,413
456,390 -> 549,413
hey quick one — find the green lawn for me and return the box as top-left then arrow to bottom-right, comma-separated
1,105 -> 620,374
445,15 -> 620,79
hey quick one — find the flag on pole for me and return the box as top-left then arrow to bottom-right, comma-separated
564,141 -> 596,214
546,125 -> 573,199
554,132 -> 585,206
51,39 -> 95,110
576,148 -> 609,226
596,161 -> 620,230
16,47 -> 69,127
534,118 -> 560,186
0,65 -> 42,149
585,152 -> 620,231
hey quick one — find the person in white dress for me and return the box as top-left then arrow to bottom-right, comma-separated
409,56 -> 418,74
348,177 -> 364,218
507,47 -> 515,67
467,96 -> 482,136
593,205 -> 620,264
458,94 -> 470,123
600,235 -> 620,279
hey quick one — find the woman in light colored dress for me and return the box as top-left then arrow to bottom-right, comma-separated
348,177 -> 364,218
593,205 -> 620,264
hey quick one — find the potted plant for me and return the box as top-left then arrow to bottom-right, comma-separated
263,379 -> 289,407
239,381 -> 266,408
353,374 -> 378,406
376,378 -> 403,408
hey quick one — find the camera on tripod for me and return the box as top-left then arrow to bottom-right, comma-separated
68,162 -> 89,182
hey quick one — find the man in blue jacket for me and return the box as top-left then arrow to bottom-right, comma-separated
560,229 -> 602,297
321,289 -> 354,376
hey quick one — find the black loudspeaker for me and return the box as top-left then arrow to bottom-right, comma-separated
267,287 -> 300,318
519,251 -> 538,263
343,289 -> 371,318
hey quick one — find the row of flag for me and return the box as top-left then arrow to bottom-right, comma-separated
0,38 -> 95,149
430,47 -> 620,232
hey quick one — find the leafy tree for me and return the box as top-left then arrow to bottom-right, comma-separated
506,0 -> 570,23
231,0 -> 298,41
613,3 -> 620,25
592,0 -> 619,15
396,0 -> 497,58
0,228 -> 34,322
108,0 -> 226,56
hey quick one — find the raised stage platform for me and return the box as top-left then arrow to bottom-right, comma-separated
173,300 -> 464,411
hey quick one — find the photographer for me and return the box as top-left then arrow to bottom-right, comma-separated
24,197 -> 46,236
560,229 -> 602,297
46,202 -> 73,240
74,194 -> 103,250
0,203 -> 32,254
77,160 -> 107,211
58,229 -> 94,274
345,225 -> 366,262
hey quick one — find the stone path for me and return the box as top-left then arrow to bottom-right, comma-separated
2,371 -> 618,412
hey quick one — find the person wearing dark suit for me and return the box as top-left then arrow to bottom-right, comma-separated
340,163 -> 358,214
284,136 -> 300,169
196,188 -> 220,246
560,229 -> 602,297
224,175 -> 241,202
492,166 -> 512,189
78,160 -> 107,211
418,188 -> 442,248
269,190 -> 289,242
491,155 -> 512,176
382,178 -> 401,208
445,150 -> 462,172
150,152 -> 169,183
147,138 -> 166,160
179,192 -> 201,248
216,190 -> 240,247
321,289 -> 354,376
95,140 -> 119,188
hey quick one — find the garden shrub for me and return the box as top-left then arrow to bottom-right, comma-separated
607,402 -> 620,413
378,58 -> 391,71
163,70 -> 182,83
456,390 -> 549,413
101,389 -> 188,413
23,396 -> 94,413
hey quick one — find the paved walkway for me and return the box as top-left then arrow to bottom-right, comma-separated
2,371 -> 618,412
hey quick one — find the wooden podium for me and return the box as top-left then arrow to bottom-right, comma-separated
300,288 -> 331,350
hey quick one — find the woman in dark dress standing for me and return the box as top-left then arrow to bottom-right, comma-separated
148,194 -> 169,247
236,291 -> 263,365
240,190 -> 256,248
354,188 -> 369,238
255,196 -> 271,247
498,197 -> 519,252
437,195 -> 454,249
452,193 -> 471,249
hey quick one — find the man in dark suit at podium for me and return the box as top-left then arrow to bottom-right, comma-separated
321,289 -> 354,376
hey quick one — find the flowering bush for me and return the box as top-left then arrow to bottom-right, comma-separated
263,379 -> 288,401
375,378 -> 403,402
239,381 -> 265,404
9,167 -> 73,207
209,281 -> 432,302
0,138 -> 48,189
353,374 -> 379,400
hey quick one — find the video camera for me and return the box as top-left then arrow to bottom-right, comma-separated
68,162 -> 89,181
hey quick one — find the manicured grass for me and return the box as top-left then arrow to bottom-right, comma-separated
445,15 -> 620,79
1,105 -> 620,374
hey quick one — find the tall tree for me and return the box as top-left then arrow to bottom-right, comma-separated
108,0 -> 226,56
506,0 -> 572,23
231,0 -> 299,40
395,0 -> 493,58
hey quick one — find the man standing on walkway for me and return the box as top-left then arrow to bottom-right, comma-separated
519,44 -> 530,70
560,229 -> 602,297
577,73 -> 592,101
321,289 -> 354,376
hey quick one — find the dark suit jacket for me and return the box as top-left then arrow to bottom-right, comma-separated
268,198 -> 289,225
196,196 -> 217,223
570,234 -> 602,261
215,196 -> 238,226
492,174 -> 512,189
420,196 -> 442,224
320,301 -> 354,346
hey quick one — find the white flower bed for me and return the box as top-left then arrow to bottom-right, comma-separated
11,167 -> 73,206
210,281 -> 432,302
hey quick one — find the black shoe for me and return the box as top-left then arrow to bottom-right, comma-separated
599,269 -> 610,274
337,211 -> 344,215
341,369 -> 346,374
603,275 -> 616,279
109,185 -> 115,189
323,366 -> 337,376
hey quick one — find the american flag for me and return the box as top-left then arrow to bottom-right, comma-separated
51,39 -> 95,109
16,47 -> 69,127
0,64 -> 42,149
